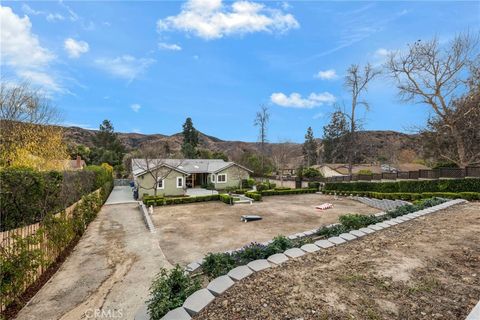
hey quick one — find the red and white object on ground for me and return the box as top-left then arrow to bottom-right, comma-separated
316,203 -> 333,210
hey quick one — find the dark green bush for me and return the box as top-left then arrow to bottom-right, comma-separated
220,194 -> 233,204
147,265 -> 201,320
308,182 -> 321,190
260,188 -> 317,196
325,179 -> 480,193
339,214 -> 378,230
245,191 -> 262,201
143,194 -> 221,206
242,178 -> 256,188
302,167 -> 321,178
202,252 -> 236,279
0,166 -> 112,231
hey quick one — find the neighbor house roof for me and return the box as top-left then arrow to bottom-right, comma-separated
132,159 -> 253,177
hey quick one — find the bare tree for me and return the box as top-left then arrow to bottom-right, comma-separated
0,81 -> 60,124
387,32 -> 479,167
271,141 -> 297,187
132,143 -> 185,197
254,104 -> 270,177
344,64 -> 381,174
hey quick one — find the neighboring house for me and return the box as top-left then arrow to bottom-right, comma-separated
132,159 -> 252,198
63,156 -> 87,171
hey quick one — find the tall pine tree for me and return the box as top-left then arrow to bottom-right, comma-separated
302,127 -> 318,166
181,117 -> 199,158
322,111 -> 349,163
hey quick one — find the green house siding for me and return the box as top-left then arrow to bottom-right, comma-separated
212,165 -> 250,190
137,167 -> 186,198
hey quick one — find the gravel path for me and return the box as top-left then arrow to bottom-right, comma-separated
196,202 -> 480,320
15,203 -> 170,320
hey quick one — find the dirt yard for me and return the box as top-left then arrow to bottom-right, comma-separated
195,202 -> 480,320
151,194 -> 377,265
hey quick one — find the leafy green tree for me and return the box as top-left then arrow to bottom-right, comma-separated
302,127 -> 318,166
181,118 -> 198,158
323,111 -> 349,163
91,120 -> 125,166
68,144 -> 91,164
181,143 -> 197,159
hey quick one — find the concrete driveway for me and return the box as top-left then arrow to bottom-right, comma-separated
15,202 -> 171,320
105,186 -> 137,205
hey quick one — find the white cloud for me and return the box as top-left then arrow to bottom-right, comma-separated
94,55 -> 156,82
18,70 -> 62,92
156,0 -> 299,40
314,69 -> 338,80
271,92 -> 336,109
130,103 -> 141,112
64,38 -> 89,58
0,5 -> 62,92
22,4 -> 65,22
158,42 -> 182,51
374,48 -> 391,59
46,13 -> 65,22
1,6 -> 54,69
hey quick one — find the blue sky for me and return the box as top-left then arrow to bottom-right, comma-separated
1,1 -> 479,142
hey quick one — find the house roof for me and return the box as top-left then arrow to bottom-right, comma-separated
131,159 -> 253,177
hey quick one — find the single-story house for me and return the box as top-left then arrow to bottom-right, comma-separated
132,159 -> 252,198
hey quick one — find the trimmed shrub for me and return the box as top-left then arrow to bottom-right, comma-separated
324,179 -> 480,193
0,166 -> 112,231
260,188 -> 317,196
242,178 -> 256,189
331,191 -> 479,201
308,181 -> 321,190
220,194 -> 233,204
245,191 -> 262,201
147,265 -> 201,320
143,194 -> 221,206
302,167 -> 321,178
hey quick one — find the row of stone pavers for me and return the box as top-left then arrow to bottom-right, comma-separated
160,198 -> 467,320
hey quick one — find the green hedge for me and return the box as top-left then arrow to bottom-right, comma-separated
144,194 -> 221,206
323,190 -> 480,201
324,179 -> 480,193
0,166 -> 112,231
245,191 -> 262,201
220,194 -> 233,204
260,188 -> 317,196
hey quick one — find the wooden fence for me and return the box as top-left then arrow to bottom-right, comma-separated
267,166 -> 480,184
0,188 -> 101,313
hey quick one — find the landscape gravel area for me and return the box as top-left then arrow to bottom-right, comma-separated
195,202 -> 480,320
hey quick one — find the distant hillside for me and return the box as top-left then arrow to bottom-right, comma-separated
63,126 -> 427,167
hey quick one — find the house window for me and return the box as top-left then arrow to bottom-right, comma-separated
217,174 -> 227,183
177,176 -> 184,188
157,179 -> 164,189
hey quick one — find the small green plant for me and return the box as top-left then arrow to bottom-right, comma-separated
302,167 -> 322,178
147,265 -> 201,319
202,252 -> 236,279
316,224 -> 349,237
339,214 -> 378,230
